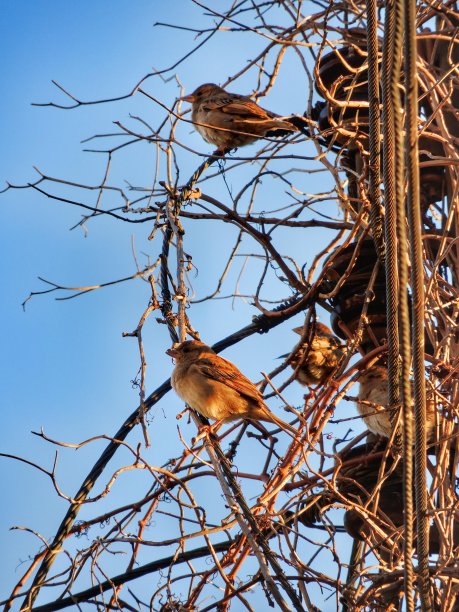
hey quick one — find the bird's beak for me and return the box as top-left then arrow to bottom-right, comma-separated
178,93 -> 195,103
166,347 -> 179,358
277,353 -> 289,359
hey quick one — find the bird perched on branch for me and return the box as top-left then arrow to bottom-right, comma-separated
179,83 -> 308,153
166,340 -> 297,435
356,365 -> 436,439
282,322 -> 345,386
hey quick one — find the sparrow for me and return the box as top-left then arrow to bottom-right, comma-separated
356,365 -> 436,439
166,340 -> 297,435
179,83 -> 307,153
281,322 -> 345,386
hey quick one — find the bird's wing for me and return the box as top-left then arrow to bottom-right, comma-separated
311,335 -> 344,351
196,357 -> 265,404
203,95 -> 276,120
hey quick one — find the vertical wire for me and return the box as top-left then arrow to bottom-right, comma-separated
404,0 -> 433,607
382,0 -> 414,608
393,0 -> 415,606
381,0 -> 401,442
366,0 -> 386,265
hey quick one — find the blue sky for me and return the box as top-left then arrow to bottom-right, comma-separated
1,2 -> 354,608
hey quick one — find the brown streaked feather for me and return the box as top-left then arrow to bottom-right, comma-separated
200,93 -> 276,118
217,99 -> 276,120
196,357 -> 265,406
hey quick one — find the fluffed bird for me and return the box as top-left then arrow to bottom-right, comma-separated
179,83 -> 307,153
166,340 -> 297,435
282,322 -> 345,386
356,365 -> 436,438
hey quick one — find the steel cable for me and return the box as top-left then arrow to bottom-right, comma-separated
404,0 -> 433,608
382,0 -> 415,608
366,0 -> 386,265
